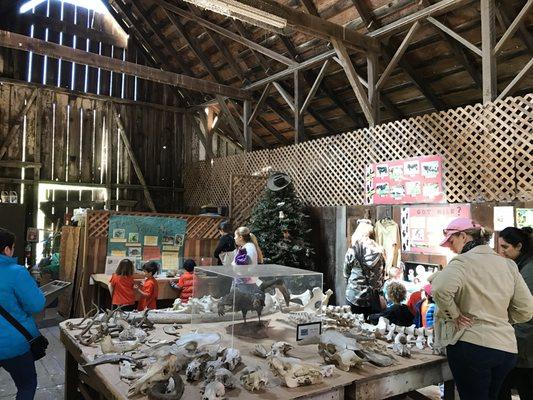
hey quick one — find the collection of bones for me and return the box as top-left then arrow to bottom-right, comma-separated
67,285 -> 438,399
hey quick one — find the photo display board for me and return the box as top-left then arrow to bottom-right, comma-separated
366,155 -> 445,205
401,204 -> 471,255
107,215 -> 187,271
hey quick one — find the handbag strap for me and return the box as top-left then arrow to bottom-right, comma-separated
0,304 -> 34,342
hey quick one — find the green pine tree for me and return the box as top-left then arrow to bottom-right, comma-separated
248,177 -> 315,272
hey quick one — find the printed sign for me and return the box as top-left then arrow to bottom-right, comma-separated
296,321 -> 322,341
401,204 -> 471,255
516,208 -> 533,229
366,155 -> 445,205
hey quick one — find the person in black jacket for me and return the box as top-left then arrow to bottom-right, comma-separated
214,220 -> 236,266
369,281 -> 414,326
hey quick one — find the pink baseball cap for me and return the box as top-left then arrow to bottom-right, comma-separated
423,284 -> 432,297
440,217 -> 481,247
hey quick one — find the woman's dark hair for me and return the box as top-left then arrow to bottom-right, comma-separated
500,227 -> 533,257
142,261 -> 159,275
219,220 -> 232,234
183,259 -> 196,272
116,259 -> 134,276
0,228 -> 15,254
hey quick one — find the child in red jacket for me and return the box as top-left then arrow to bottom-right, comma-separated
109,259 -> 136,311
135,261 -> 159,311
170,259 -> 196,303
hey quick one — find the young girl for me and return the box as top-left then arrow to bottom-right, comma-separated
233,226 -> 263,266
109,259 -> 136,311
135,261 -> 159,311
369,281 -> 414,326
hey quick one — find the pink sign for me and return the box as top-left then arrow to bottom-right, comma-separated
402,204 -> 471,254
366,155 -> 445,205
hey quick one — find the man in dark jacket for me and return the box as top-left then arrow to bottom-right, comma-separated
214,220 -> 236,265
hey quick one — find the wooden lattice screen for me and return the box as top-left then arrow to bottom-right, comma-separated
184,94 -> 533,207
86,210 -> 222,239
229,175 -> 268,227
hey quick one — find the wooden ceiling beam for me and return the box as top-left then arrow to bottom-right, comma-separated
427,17 -> 482,56
154,0 -> 296,67
352,0 -> 445,110
499,1 -> 533,54
248,83 -> 271,125
234,0 -> 379,52
368,0 -> 473,39
497,57 -> 533,100
0,30 -> 251,100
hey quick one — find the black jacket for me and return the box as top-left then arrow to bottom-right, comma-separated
369,304 -> 414,327
214,234 -> 236,265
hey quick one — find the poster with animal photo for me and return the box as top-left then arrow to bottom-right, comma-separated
366,155 -> 445,205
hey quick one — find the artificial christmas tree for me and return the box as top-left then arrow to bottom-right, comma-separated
248,172 -> 315,271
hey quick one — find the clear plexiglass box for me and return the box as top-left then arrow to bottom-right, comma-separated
188,264 -> 324,340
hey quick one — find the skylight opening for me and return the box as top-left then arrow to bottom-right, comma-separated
20,0 -> 108,14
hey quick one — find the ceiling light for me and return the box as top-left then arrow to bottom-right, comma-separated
183,0 -> 287,33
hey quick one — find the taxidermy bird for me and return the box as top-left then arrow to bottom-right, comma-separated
218,279 -> 291,323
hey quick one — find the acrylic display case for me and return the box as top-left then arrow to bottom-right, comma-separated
188,264 -> 324,340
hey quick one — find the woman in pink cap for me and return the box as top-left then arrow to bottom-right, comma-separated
430,217 -> 533,400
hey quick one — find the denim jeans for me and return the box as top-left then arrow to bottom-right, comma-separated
447,341 -> 517,400
0,351 -> 37,400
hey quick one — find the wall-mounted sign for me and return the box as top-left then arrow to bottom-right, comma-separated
493,206 -> 514,231
516,208 -> 533,229
401,204 -> 471,255
366,155 -> 445,205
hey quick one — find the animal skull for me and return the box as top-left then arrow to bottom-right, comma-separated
221,348 -> 241,371
205,359 -> 224,380
128,354 -> 177,396
214,368 -> 237,389
392,333 -> 411,357
268,356 -> 324,388
186,359 -> 205,381
202,381 -> 225,400
270,342 -> 293,357
240,366 -> 268,392
251,344 -> 269,358
329,349 -> 364,372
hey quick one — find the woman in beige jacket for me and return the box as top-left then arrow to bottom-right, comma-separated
431,218 -> 533,400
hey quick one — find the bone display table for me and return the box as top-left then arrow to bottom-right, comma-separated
60,315 -> 454,400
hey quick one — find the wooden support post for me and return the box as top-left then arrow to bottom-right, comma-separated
481,0 -> 497,103
294,70 -> 304,143
332,39 -> 374,126
105,104 -> 112,210
0,88 -> 38,159
243,100 -> 252,151
33,90 -> 42,234
111,104 -> 156,212
367,53 -> 380,127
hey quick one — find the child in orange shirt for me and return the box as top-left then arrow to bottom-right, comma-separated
109,259 -> 136,311
170,259 -> 196,303
135,261 -> 159,311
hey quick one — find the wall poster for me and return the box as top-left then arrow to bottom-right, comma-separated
516,208 -> 533,229
107,215 -> 187,272
366,155 -> 445,205
401,204 -> 471,255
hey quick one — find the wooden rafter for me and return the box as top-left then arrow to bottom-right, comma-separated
352,0 -> 446,110
0,30 -> 251,100
499,1 -> 533,54
497,58 -> 533,100
154,0 -> 296,67
481,0 -> 497,103
376,21 -> 421,91
427,17 -> 482,56
332,39 -> 374,125
494,0 -> 533,55
248,83 -> 271,125
300,59 -> 330,117
233,0 -> 380,52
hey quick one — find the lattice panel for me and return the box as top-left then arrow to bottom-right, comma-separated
184,94 -> 533,207
86,210 -> 222,239
230,175 -> 268,228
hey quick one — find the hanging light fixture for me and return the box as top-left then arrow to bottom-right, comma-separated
182,0 -> 288,33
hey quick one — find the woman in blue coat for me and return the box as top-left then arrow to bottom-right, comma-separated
0,228 -> 45,400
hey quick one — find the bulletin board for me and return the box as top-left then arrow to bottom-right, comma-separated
366,155 -> 445,205
107,215 -> 187,271
401,204 -> 471,255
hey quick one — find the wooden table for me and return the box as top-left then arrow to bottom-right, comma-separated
60,315 -> 454,400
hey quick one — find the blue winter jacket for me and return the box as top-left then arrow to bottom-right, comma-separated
0,254 -> 45,360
